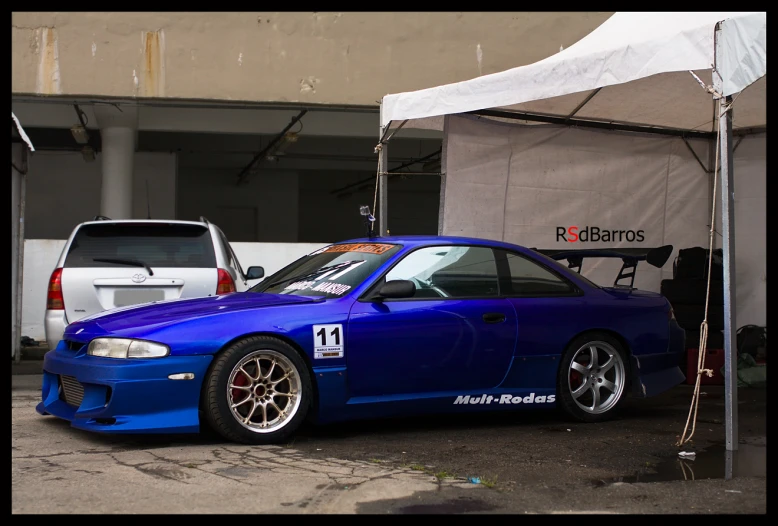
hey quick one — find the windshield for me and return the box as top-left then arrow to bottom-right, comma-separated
250,242 -> 401,299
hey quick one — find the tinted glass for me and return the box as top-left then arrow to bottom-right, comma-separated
503,251 -> 574,295
530,250 -> 601,289
252,242 -> 401,299
384,245 -> 499,298
64,223 -> 216,268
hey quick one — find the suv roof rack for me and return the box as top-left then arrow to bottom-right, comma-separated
200,216 -> 210,224
92,215 -> 111,221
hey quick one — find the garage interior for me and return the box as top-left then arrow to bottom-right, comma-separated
12,99 -> 443,243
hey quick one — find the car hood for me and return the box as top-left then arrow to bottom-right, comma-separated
64,292 -> 323,341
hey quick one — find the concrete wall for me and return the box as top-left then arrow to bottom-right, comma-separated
24,151 -> 177,239
21,239 -> 66,342
11,12 -> 611,104
21,239 -> 327,342
176,163 -> 299,243
298,169 -> 439,242
230,242 -> 326,279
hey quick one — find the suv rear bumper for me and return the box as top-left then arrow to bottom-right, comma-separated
44,310 -> 68,351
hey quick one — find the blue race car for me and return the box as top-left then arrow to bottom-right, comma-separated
37,235 -> 685,444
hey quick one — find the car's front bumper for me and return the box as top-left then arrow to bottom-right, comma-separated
36,344 -> 214,434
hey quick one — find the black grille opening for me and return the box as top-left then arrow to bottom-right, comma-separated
65,340 -> 84,351
105,387 -> 112,406
94,418 -> 116,425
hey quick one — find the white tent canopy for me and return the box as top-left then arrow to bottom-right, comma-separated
378,12 -> 766,455
381,12 -> 765,133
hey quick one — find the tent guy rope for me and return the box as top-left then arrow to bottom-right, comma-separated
371,143 -> 384,235
676,94 -> 741,447
675,74 -> 752,447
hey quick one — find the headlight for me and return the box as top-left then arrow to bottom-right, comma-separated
87,338 -> 170,359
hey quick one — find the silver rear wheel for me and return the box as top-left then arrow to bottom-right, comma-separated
567,341 -> 625,415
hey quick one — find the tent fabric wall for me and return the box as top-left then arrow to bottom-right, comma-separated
719,133 -> 766,327
440,115 -> 763,325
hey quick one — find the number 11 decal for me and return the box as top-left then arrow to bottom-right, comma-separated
316,326 -> 340,346
313,324 -> 344,359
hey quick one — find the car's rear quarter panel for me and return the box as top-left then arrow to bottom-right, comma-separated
501,290 -> 673,390
568,289 -> 683,396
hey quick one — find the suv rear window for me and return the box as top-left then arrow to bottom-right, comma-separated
64,223 -> 217,268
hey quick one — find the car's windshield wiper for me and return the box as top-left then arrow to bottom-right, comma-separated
93,258 -> 154,276
263,261 -> 361,289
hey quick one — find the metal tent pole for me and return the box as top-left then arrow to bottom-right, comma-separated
712,20 -> 738,453
378,115 -> 389,236
718,95 -> 738,452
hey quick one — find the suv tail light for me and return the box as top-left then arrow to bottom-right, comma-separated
217,269 -> 236,295
668,305 -> 676,321
47,268 -> 65,310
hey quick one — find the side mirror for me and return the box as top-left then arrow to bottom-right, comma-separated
246,266 -> 265,280
376,279 -> 415,300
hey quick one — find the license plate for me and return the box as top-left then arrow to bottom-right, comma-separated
114,289 -> 165,307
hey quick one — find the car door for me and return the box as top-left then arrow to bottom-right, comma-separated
347,245 -> 518,398
496,249 -> 587,387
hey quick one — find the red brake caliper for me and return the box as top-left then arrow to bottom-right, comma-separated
570,358 -> 586,388
232,371 -> 249,402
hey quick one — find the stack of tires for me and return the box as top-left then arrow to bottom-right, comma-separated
660,247 -> 725,383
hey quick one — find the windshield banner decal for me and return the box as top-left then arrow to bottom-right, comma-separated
321,243 -> 395,255
285,280 -> 352,296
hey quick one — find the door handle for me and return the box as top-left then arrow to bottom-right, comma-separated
482,312 -> 506,324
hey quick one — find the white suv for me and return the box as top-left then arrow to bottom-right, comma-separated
44,217 -> 264,350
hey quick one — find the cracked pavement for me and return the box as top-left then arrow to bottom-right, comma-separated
13,374 -> 766,514
12,375 -> 481,514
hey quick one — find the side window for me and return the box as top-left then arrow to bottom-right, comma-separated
384,246 -> 499,299
503,251 -> 574,296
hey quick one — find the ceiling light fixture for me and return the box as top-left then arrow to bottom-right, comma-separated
81,145 -> 96,162
71,124 -> 90,145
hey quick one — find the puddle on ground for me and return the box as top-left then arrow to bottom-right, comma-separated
596,439 -> 766,485
399,497 -> 498,514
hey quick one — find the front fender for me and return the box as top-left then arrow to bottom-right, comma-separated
136,300 -> 353,364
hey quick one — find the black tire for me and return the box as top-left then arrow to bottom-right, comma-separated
673,247 -> 723,280
673,304 -> 724,331
557,332 -> 630,423
202,336 -> 312,445
661,279 -> 723,305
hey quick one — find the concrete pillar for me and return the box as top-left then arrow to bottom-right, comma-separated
94,105 -> 139,219
11,142 -> 26,361
99,127 -> 135,218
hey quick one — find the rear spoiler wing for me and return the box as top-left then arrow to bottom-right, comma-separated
531,245 -> 673,289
